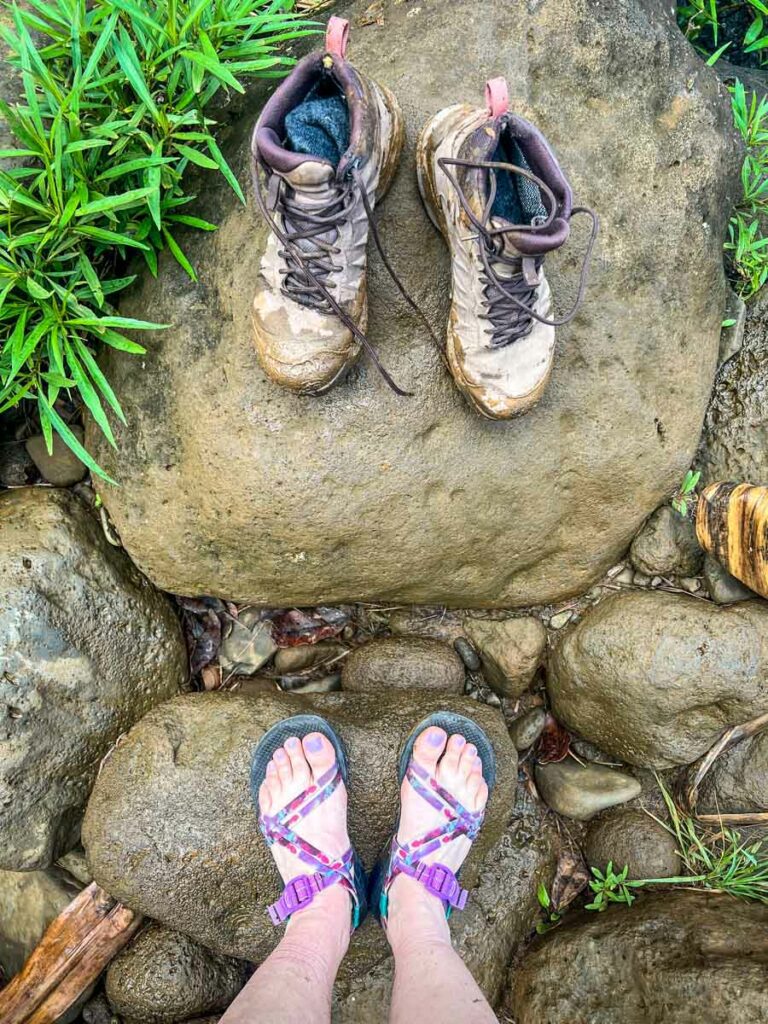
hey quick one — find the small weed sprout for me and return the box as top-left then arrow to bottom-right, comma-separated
535,882 -> 562,934
671,469 -> 701,517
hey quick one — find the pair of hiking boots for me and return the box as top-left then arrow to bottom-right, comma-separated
251,16 -> 598,420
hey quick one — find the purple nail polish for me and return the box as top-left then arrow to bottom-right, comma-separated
275,749 -> 286,760
454,735 -> 466,747
427,729 -> 445,746
286,737 -> 300,749
305,735 -> 323,753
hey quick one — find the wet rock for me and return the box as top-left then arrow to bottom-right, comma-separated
506,892 -> 768,1023
219,617 -> 276,676
454,637 -> 482,672
679,576 -> 701,593
548,590 -> 768,768
333,808 -> 560,1022
342,636 -> 464,693
273,641 -> 345,675
696,730 -> 768,814
83,691 -> 516,962
632,570 -> 651,586
699,288 -> 768,485
718,287 -> 746,366
509,708 -> 547,751
463,617 -> 546,699
583,809 -> 680,879
0,488 -> 187,869
547,610 -> 573,630
0,868 -> 77,978
81,992 -> 115,1024
0,439 -> 35,487
25,429 -> 87,486
105,924 -> 247,1024
388,608 -> 465,643
629,504 -> 703,577
535,759 -> 640,821
280,672 -> 341,694
55,847 -> 92,887
703,553 -> 755,604
613,566 -> 635,586
88,0 -> 739,610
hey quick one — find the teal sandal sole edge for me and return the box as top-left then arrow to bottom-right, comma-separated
250,713 -> 368,929
370,711 -> 497,923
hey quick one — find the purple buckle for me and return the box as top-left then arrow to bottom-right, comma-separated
268,873 -> 325,925
414,861 -> 468,910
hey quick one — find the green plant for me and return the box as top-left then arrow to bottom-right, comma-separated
671,468 -> 701,517
725,80 -> 768,297
0,0 -> 317,479
679,0 -> 768,64
535,882 -> 562,934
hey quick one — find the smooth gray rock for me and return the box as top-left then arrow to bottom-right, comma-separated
509,708 -> 547,751
629,504 -> 703,577
703,553 -> 756,604
0,488 -> 188,869
548,590 -> 768,768
83,691 -> 516,963
463,617 -> 546,699
506,892 -> 768,1024
106,924 -> 247,1024
218,618 -> 276,676
25,429 -> 87,486
696,730 -> 768,815
583,808 -> 680,879
342,636 -> 465,693
87,0 -> 739,609
535,759 -> 640,821
0,868 -> 77,978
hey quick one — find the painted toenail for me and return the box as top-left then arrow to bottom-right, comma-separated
275,749 -> 287,761
454,735 -> 465,746
286,737 -> 300,749
427,729 -> 445,746
305,735 -> 323,753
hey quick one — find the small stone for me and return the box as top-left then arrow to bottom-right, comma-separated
0,869 -> 76,978
454,637 -> 482,671
703,554 -> 754,605
679,576 -> 700,593
613,566 -> 635,586
82,992 -> 115,1024
56,847 -> 92,887
509,708 -> 547,751
606,564 -> 625,579
633,571 -> 651,587
535,759 -> 641,821
25,429 -> 87,486
388,607 -> 464,643
343,636 -> 465,693
571,738 -> 610,763
105,923 -> 247,1024
548,610 -> 573,630
0,441 -> 35,487
583,808 -> 680,878
484,690 -> 502,708
273,641 -> 345,675
462,617 -> 546,699
219,618 -> 277,676
630,505 -> 703,578
650,576 -> 662,588
281,672 -> 341,694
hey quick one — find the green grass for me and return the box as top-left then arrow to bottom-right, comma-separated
0,0 -> 318,480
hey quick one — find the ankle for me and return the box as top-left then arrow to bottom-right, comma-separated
282,882 -> 352,968
384,874 -> 452,954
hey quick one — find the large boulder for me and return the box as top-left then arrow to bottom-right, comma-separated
82,691 -> 516,964
548,590 -> 768,768
88,0 -> 739,609
505,891 -> 768,1023
0,488 -> 188,870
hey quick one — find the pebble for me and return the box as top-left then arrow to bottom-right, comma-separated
606,563 -> 625,579
702,554 -> 754,605
535,758 -> 641,821
548,610 -> 573,630
613,566 -> 635,586
25,429 -> 87,486
454,637 -> 481,671
679,577 -> 700,593
632,571 -> 651,587
509,707 -> 547,750
219,619 -> 277,676
650,576 -> 662,588
484,690 -> 502,708
280,672 -> 341,694
462,616 -> 546,699
273,641 -> 345,675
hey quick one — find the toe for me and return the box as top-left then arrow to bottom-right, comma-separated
467,775 -> 488,812
274,746 -> 293,785
413,726 -> 447,771
458,742 -> 478,778
302,732 -> 336,781
440,733 -> 466,775
285,735 -> 310,789
258,781 -> 272,815
265,759 -> 281,799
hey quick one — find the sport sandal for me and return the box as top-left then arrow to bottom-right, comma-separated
371,712 -> 496,921
251,713 -> 367,929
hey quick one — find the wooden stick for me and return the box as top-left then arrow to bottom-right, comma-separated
0,883 -> 142,1024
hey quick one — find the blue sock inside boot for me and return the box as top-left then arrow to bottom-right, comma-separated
284,82 -> 350,168
491,134 -> 547,224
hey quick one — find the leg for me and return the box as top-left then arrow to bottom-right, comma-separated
220,732 -> 354,1024
385,728 -> 498,1024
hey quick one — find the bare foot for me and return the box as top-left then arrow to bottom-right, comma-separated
385,726 -> 489,945
258,732 -> 352,923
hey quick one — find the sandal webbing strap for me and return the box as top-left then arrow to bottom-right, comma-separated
258,763 -> 358,925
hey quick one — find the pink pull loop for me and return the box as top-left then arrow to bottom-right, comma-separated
325,16 -> 349,58
485,77 -> 509,117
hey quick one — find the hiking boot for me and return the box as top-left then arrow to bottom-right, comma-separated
251,17 -> 406,395
417,77 -> 598,419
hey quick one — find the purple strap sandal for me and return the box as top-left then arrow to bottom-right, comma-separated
251,714 -> 367,929
372,712 -> 496,921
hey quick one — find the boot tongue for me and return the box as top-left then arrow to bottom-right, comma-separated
282,159 -> 334,189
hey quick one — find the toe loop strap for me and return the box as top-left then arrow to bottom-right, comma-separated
268,871 -> 334,925
413,861 -> 468,910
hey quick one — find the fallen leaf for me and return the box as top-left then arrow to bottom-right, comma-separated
537,713 -> 572,764
550,850 -> 590,912
270,607 -> 349,647
201,664 -> 222,691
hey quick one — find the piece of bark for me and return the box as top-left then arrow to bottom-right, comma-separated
0,883 -> 142,1024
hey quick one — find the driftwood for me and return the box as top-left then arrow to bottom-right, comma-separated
695,482 -> 768,599
0,882 -> 142,1024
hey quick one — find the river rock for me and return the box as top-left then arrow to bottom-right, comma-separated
0,488 -> 188,869
509,708 -> 547,750
583,809 -> 679,879
333,807 -> 560,1022
505,891 -> 768,1023
342,637 -> 464,693
105,924 -> 247,1024
629,504 -> 703,577
388,608 -> 466,643
463,617 -> 546,699
699,289 -> 768,485
535,759 -> 640,821
87,0 -> 739,610
703,553 -> 755,604
83,691 -> 516,963
548,590 -> 768,768
0,868 -> 78,978
25,429 -> 87,486
696,730 -> 768,814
